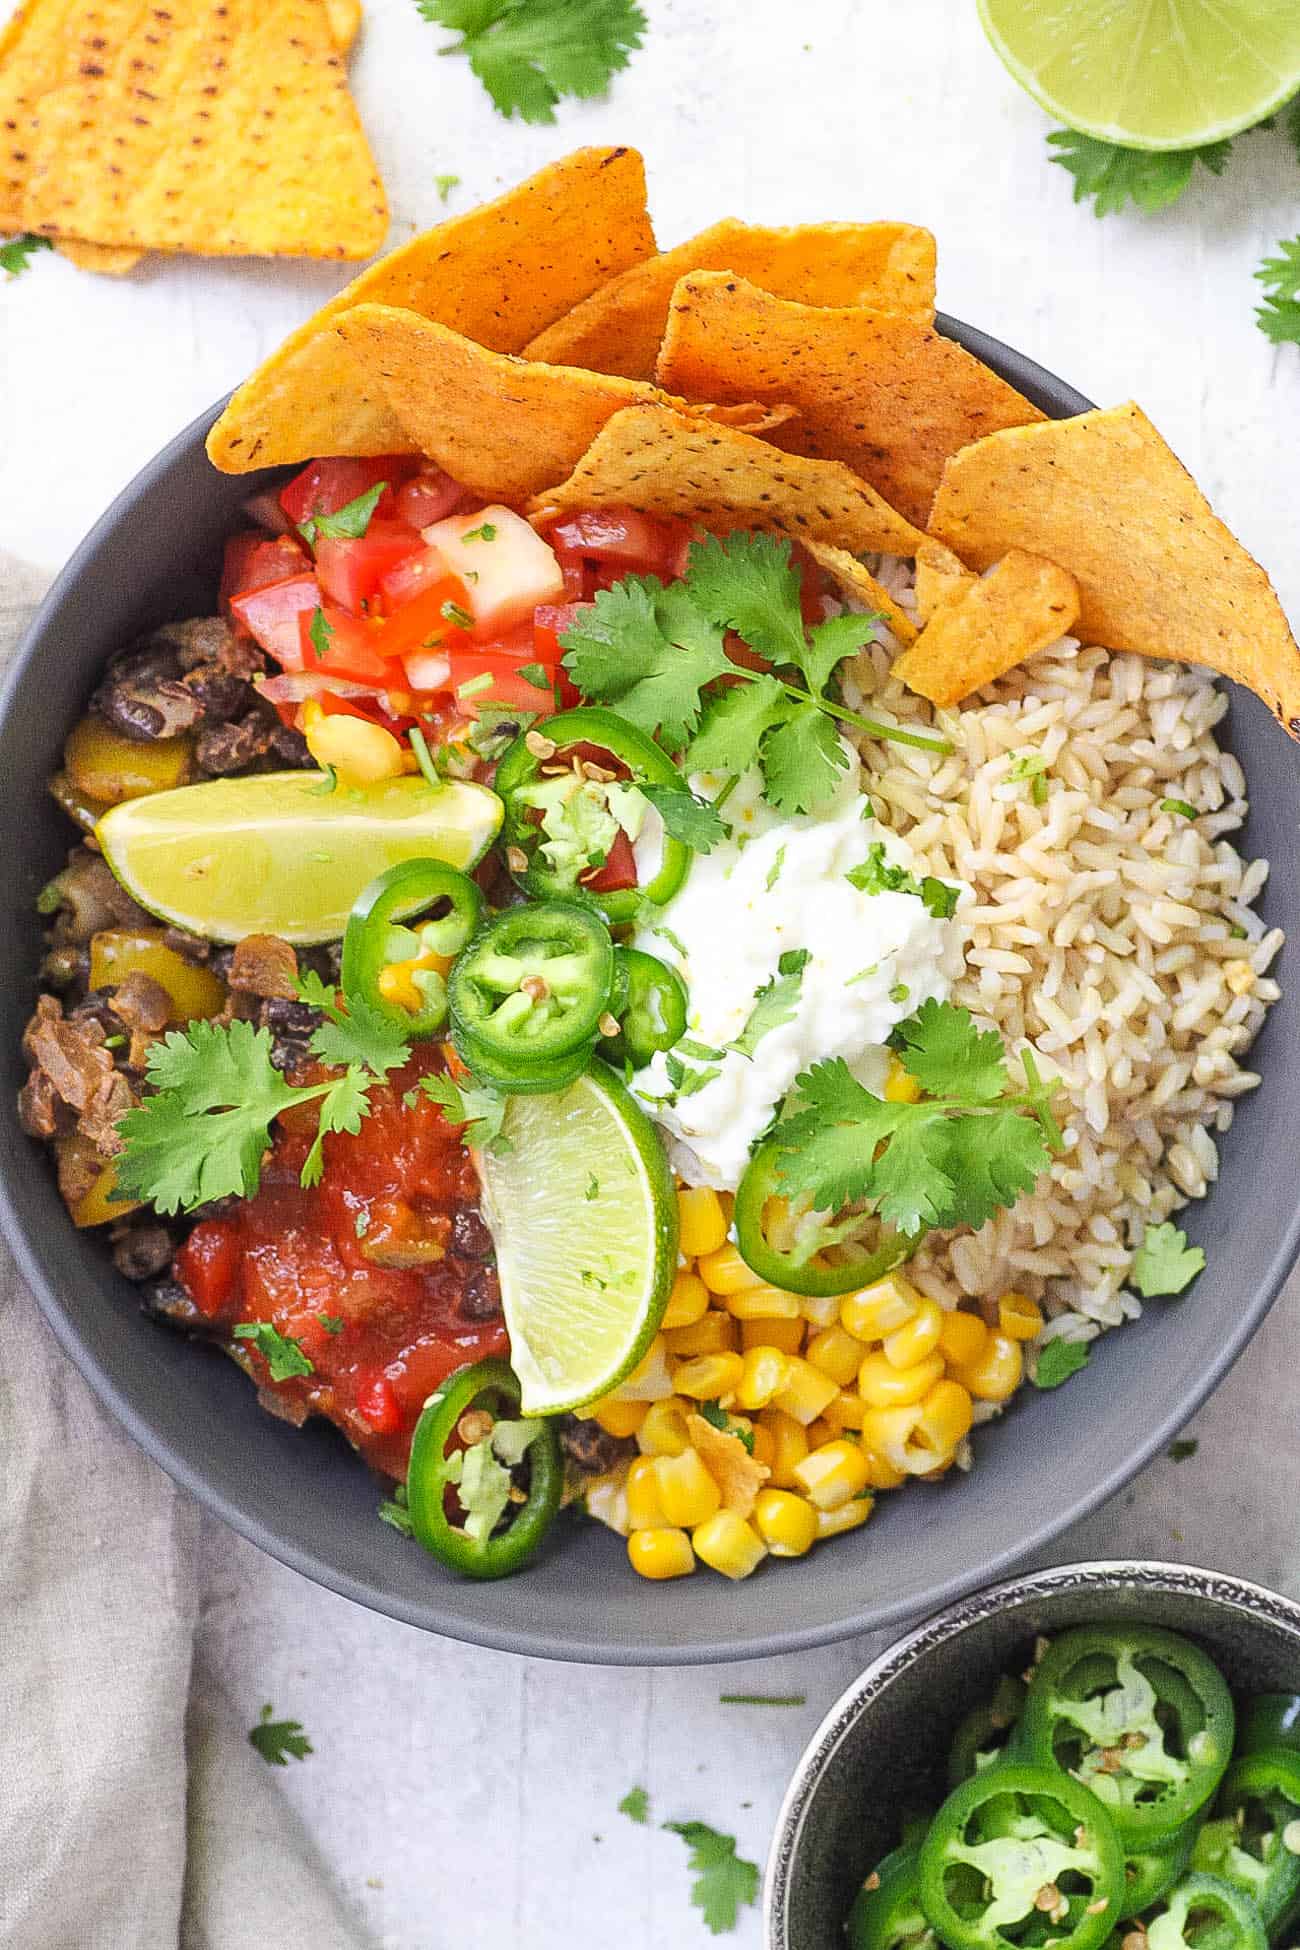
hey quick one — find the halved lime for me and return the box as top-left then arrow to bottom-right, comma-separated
97,772 -> 502,944
978,0 -> 1300,150
475,1062 -> 678,1416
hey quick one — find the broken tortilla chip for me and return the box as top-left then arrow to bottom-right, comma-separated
522,217 -> 935,379
527,403 -> 928,561
687,1414 -> 769,1519
323,0 -> 363,53
3,0 -> 386,261
915,540 -> 977,624
207,145 -> 657,472
54,238 -> 142,276
928,402 -> 1300,735
892,552 -> 1080,707
804,541 -> 918,648
656,272 -> 1045,529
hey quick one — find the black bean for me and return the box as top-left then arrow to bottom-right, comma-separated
181,668 -> 253,723
161,927 -> 211,965
451,1208 -> 495,1260
111,1223 -> 174,1282
260,997 -> 320,1035
270,723 -> 313,768
457,1263 -> 502,1321
558,1416 -> 634,1475
195,715 -> 271,776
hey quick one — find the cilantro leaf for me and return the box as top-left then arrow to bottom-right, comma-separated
732,951 -> 809,1058
299,480 -> 387,548
1033,1339 -> 1091,1390
416,0 -> 647,125
560,576 -> 730,747
308,607 -> 333,661
684,675 -> 789,776
308,992 -> 411,1080
775,1060 -> 911,1211
865,1101 -> 954,1235
638,780 -> 726,853
379,1493 -> 414,1535
233,1320 -> 314,1382
799,609 -> 881,696
846,842 -> 960,920
896,1000 -> 1007,1106
434,172 -> 461,202
422,1070 -> 511,1154
1168,1438 -> 1199,1462
762,703 -> 847,814
619,1786 -> 651,1824
685,530 -> 808,668
249,1704 -> 313,1766
0,232 -> 52,278
933,1107 -> 1050,1232
1130,1221 -> 1205,1297
299,1068 -> 372,1187
663,1821 -> 760,1935
1255,236 -> 1300,345
1047,129 -> 1231,217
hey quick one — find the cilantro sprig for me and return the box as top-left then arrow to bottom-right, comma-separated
295,970 -> 412,1080
415,0 -> 646,124
560,532 -> 948,815
1,232 -> 53,278
421,1070 -> 512,1154
249,1704 -> 313,1766
233,1320 -> 314,1381
663,1820 -> 760,1935
1256,236 -> 1300,345
768,1000 -> 1062,1239
1048,130 -> 1232,218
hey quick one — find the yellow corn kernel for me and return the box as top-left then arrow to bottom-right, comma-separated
806,1325 -> 868,1388
663,1310 -> 739,1358
637,1397 -> 693,1458
760,1409 -> 810,1488
858,1348 -> 944,1408
742,1316 -> 805,1355
772,1355 -> 840,1427
938,1309 -> 988,1368
793,1437 -> 872,1511
998,1291 -> 1044,1343
816,1498 -> 873,1540
627,1527 -> 695,1579
673,1351 -> 745,1402
749,1421 -> 777,1470
698,1241 -> 764,1295
626,1456 -> 668,1530
692,1510 -> 767,1581
861,1382 -> 974,1477
839,1274 -> 921,1343
953,1331 -> 1023,1404
661,1270 -> 710,1331
860,1403 -> 923,1473
884,1052 -> 923,1104
799,1291 -> 842,1329
735,1345 -> 790,1412
823,1390 -> 867,1433
861,1446 -> 907,1490
912,1380 -> 974,1462
656,1447 -> 722,1527
610,1335 -> 675,1402
302,698 -> 405,785
882,1297 -> 943,1369
89,929 -> 225,1022
724,1282 -> 802,1321
805,1417 -> 834,1449
677,1185 -> 728,1259
591,1397 -> 648,1439
753,1487 -> 818,1557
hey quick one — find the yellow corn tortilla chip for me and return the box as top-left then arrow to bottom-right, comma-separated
522,217 -> 936,379
656,272 -> 1045,529
526,402 -> 928,562
323,0 -> 362,53
928,402 -> 1300,734
892,552 -> 1080,707
5,0 -> 386,261
915,540 -> 977,624
54,238 -> 142,275
686,1415 -> 769,1519
207,146 -> 657,472
804,541 -> 918,648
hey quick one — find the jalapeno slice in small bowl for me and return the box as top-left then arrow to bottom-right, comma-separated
1141,1872 -> 1267,1950
1193,1748 -> 1300,1930
448,899 -> 615,1075
847,1846 -> 939,1950
342,857 -> 484,1040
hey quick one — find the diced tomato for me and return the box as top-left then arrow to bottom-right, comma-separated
296,605 -> 400,686
378,544 -> 451,612
421,506 -> 565,636
394,468 -> 466,530
221,533 -> 309,615
278,456 -> 418,528
447,646 -> 557,717
372,574 -> 472,664
314,520 -> 423,615
583,828 -> 638,894
175,1220 -> 241,1320
354,1369 -> 403,1436
550,506 -> 692,579
559,555 -> 591,599
229,571 -> 321,665
532,600 -> 586,663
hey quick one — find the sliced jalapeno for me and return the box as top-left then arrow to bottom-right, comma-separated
1143,1872 -> 1267,1950
1192,1750 -> 1300,1932
405,1357 -> 562,1580
1122,1823 -> 1199,1919
452,1027 -> 594,1097
733,1140 -> 911,1297
1240,1696 -> 1300,1758
342,858 -> 483,1039
495,706 -> 690,923
848,1847 -> 940,1950
448,899 -> 614,1079
948,1676 -> 1029,1789
1021,1627 -> 1235,1847
917,1761 -> 1124,1950
603,947 -> 687,1070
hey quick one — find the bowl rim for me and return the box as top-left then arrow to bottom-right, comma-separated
4,319 -> 1299,1664
763,1559 -> 1300,1946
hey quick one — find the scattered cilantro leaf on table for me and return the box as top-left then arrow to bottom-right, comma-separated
663,1820 -> 760,1935
1047,129 -> 1232,217
637,780 -> 727,853
249,1704 -> 313,1766
1032,1339 -> 1091,1390
1168,1438 -> 1199,1462
618,1786 -> 651,1824
233,1320 -> 314,1381
415,0 -> 647,125
1130,1221 -> 1205,1296
1,233 -> 52,278
1256,236 -> 1300,344
298,479 -> 386,548
422,1071 -> 511,1154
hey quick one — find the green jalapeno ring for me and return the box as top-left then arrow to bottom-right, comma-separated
1240,1696 -> 1300,1758
917,1761 -> 1125,1950
604,947 -> 688,1071
1021,1625 -> 1236,1847
495,706 -> 691,924
406,1357 -> 562,1580
733,1141 -> 912,1298
948,1676 -> 1030,1790
1198,1749 -> 1300,1931
448,899 -> 615,1070
451,1025 -> 595,1097
1122,1822 -> 1199,1919
848,1847 -> 940,1950
1143,1872 -> 1268,1950
342,858 -> 484,1040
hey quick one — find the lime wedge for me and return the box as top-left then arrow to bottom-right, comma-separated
97,772 -> 502,944
476,1062 -> 678,1416
978,0 -> 1300,149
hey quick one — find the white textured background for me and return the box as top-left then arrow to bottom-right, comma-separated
5,2 -> 1300,1945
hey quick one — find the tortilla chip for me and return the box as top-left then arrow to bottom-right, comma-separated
54,238 -> 142,275
892,552 -> 1080,706
804,540 -> 918,648
915,540 -> 977,624
928,402 -> 1300,734
323,0 -> 363,53
522,217 -> 935,379
655,272 -> 1045,528
207,145 -> 657,472
687,1414 -> 769,1519
4,0 -> 386,260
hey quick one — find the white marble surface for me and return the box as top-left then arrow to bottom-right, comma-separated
6,2 -> 1300,1943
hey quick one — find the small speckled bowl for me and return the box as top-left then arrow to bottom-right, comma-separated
765,1560 -> 1300,1948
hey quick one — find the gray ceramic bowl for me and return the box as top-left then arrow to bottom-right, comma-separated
766,1560 -> 1300,1948
2,323 -> 1297,1664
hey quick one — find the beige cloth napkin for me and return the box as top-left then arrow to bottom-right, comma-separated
0,554 -> 372,1950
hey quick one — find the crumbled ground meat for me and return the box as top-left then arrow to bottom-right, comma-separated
559,1417 -> 635,1476
18,1067 -> 64,1141
109,972 -> 170,1034
22,994 -> 135,1155
46,848 -> 151,946
227,933 -> 299,1001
